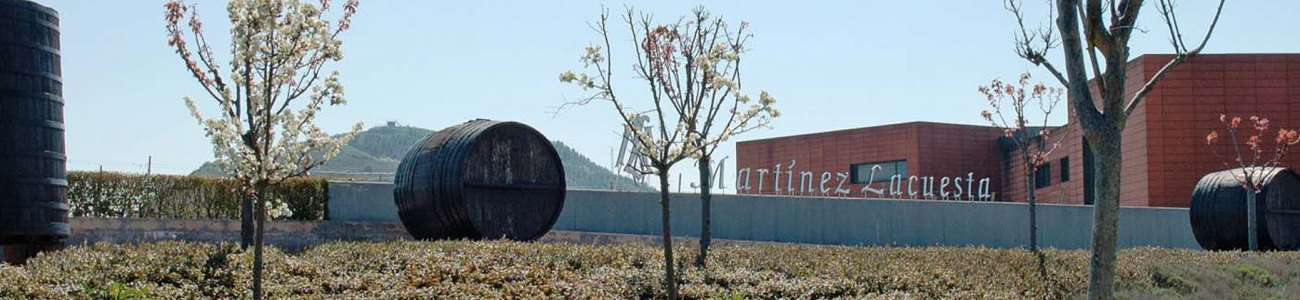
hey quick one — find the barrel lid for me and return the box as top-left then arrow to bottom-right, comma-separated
460,120 -> 566,240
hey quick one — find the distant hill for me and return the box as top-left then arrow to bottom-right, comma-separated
192,124 -> 655,192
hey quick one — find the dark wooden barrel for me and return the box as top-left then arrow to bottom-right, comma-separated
393,119 -> 565,241
1190,167 -> 1300,251
0,0 -> 69,244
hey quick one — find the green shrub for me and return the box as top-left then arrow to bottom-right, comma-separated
80,282 -> 154,300
66,172 -> 328,221
3,241 -> 1298,299
1227,263 -> 1276,287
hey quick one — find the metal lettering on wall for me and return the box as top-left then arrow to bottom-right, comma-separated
736,160 -> 995,201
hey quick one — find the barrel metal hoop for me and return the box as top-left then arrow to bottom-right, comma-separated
0,201 -> 69,211
0,120 -> 65,130
0,14 -> 60,30
0,177 -> 68,186
0,42 -> 61,56
463,181 -> 564,191
0,69 -> 61,82
0,151 -> 66,161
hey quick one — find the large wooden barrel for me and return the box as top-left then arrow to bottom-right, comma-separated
1190,167 -> 1300,251
0,0 -> 69,244
393,119 -> 565,241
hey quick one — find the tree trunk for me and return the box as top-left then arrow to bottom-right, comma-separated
1026,163 -> 1046,277
252,182 -> 268,300
1026,165 -> 1039,253
696,156 -> 712,268
657,172 -> 678,300
240,193 -> 254,250
1246,187 -> 1258,251
1086,131 -> 1122,300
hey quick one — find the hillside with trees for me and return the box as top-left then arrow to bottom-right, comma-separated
194,124 -> 655,192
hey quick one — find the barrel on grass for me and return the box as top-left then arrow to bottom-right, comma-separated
1190,167 -> 1300,251
393,119 -> 566,241
0,0 -> 69,244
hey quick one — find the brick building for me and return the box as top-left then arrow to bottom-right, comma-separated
735,53 -> 1300,208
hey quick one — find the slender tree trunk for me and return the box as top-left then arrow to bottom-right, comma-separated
1246,187 -> 1258,251
696,155 -> 712,268
1025,164 -> 1047,278
658,172 -> 678,300
1087,131 -> 1122,300
240,193 -> 254,250
1026,166 -> 1039,253
252,182 -> 267,300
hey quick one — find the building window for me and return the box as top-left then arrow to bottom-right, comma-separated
850,160 -> 906,184
1059,157 -> 1070,182
1083,138 -> 1094,205
1035,162 -> 1051,189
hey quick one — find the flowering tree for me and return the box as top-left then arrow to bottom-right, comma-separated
1004,0 -> 1226,297
164,0 -> 360,299
644,8 -> 778,268
978,72 -> 1065,275
1205,115 -> 1300,251
558,7 -> 775,299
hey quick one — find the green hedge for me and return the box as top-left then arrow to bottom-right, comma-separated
3,241 -> 1300,299
66,172 -> 328,221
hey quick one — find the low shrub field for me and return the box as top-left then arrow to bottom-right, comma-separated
2,241 -> 1298,299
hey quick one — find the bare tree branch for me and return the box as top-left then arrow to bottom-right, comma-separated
1124,0 -> 1225,116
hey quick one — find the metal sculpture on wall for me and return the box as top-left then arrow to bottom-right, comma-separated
690,157 -> 727,191
392,119 -> 566,241
615,114 -> 652,183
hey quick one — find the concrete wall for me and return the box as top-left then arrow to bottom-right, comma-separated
328,181 -> 401,222
65,218 -> 410,251
51,217 -> 764,252
329,182 -> 1201,249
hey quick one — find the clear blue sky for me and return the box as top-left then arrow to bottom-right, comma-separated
42,0 -> 1299,191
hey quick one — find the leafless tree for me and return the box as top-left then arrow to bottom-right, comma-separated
979,72 -> 1067,277
1005,0 -> 1225,298
558,7 -> 773,299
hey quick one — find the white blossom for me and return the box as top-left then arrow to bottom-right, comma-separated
167,0 -> 361,220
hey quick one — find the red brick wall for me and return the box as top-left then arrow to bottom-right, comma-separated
1120,58 -> 1154,207
1001,125 -> 1088,205
1004,54 -> 1300,207
735,122 -> 1003,199
736,54 -> 1300,208
1143,54 -> 1300,207
913,123 -> 1006,199
985,58 -> 1152,206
